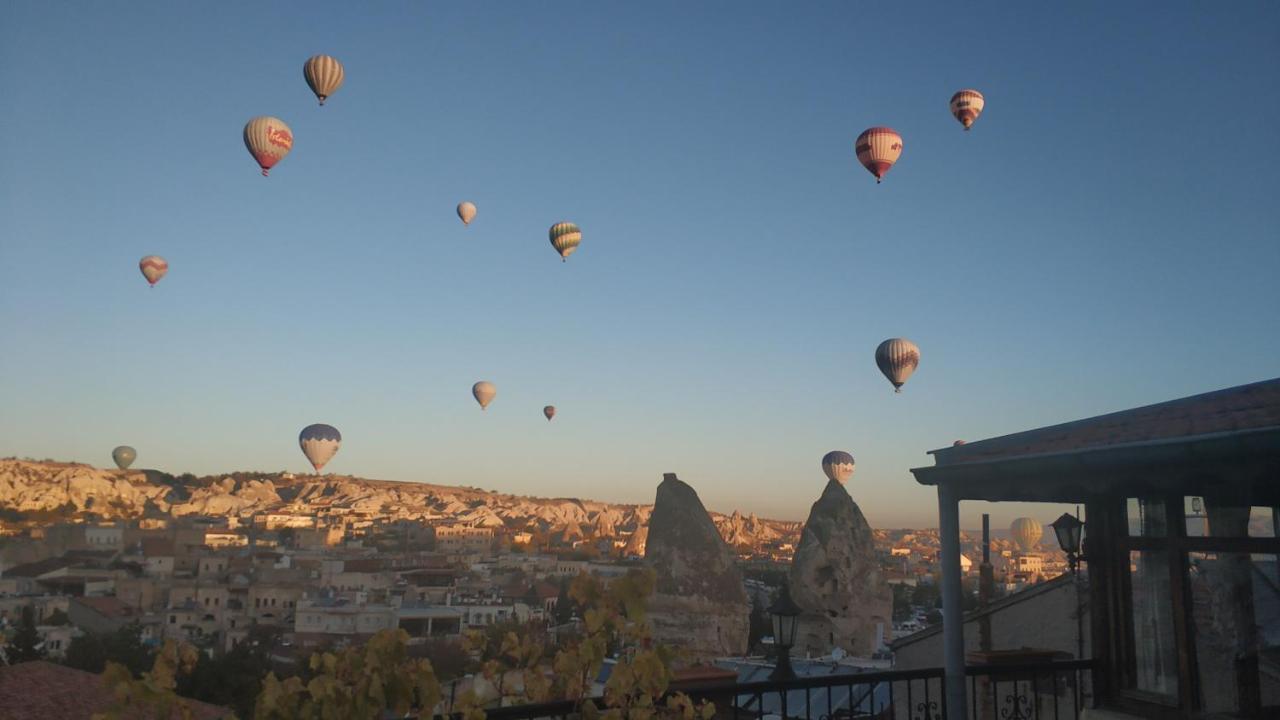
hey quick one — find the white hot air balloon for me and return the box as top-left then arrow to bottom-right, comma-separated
457,202 -> 477,226
875,338 -> 920,393
299,424 -> 341,472
472,381 -> 496,410
1010,517 -> 1043,553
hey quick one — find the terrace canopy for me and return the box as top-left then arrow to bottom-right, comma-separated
911,378 -> 1280,719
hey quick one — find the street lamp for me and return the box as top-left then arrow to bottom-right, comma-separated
1050,512 -> 1086,660
768,583 -> 801,681
1050,512 -> 1084,574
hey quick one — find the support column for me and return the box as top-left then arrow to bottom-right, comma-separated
938,483 -> 968,720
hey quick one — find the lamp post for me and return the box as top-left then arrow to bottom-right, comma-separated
1050,512 -> 1086,660
768,583 -> 801,681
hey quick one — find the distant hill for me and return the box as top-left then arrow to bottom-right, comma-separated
0,458 -> 800,551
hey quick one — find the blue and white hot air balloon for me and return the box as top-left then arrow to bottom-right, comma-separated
821,450 -> 855,485
299,424 -> 341,472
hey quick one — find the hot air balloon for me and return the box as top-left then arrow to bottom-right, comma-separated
855,127 -> 903,183
473,382 -> 496,411
303,55 -> 345,106
1010,517 -> 1043,553
111,446 -> 136,470
821,450 -> 855,485
243,117 -> 293,177
949,89 -> 985,131
875,338 -> 920,393
457,202 -> 477,226
543,405 -> 556,421
549,222 -> 581,262
139,256 -> 168,287
299,423 -> 341,472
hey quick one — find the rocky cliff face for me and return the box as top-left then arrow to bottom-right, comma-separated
644,473 -> 749,661
789,479 -> 892,657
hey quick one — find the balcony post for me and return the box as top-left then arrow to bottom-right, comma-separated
937,483 -> 968,720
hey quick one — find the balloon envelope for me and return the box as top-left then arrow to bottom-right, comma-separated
544,405 -> 556,421
950,89 -> 985,130
111,446 -> 136,470
473,382 -> 496,410
821,450 -> 855,485
299,424 -> 341,472
549,222 -> 581,261
139,256 -> 168,286
303,55 -> 345,105
855,127 -> 903,183
1010,517 -> 1043,553
243,117 -> 294,177
457,202 -> 477,226
875,338 -> 920,392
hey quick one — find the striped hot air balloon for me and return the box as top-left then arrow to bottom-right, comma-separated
549,222 -> 581,262
950,89 -> 985,131
875,338 -> 920,393
139,256 -> 168,287
457,202 -> 477,226
543,405 -> 556,421
1010,517 -> 1043,553
473,381 -> 496,410
243,117 -> 293,177
821,450 -> 855,485
303,55 -> 345,106
299,423 -> 341,472
855,127 -> 903,183
111,446 -> 136,470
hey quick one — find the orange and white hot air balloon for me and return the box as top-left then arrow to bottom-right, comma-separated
243,117 -> 293,177
139,256 -> 168,287
457,202 -> 477,226
303,55 -> 345,106
875,338 -> 920,393
472,381 -> 496,411
855,127 -> 903,183
950,89 -> 985,131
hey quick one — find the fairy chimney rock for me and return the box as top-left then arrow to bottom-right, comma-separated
644,473 -> 749,661
788,478 -> 892,657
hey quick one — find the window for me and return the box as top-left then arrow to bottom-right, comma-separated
169,615 -> 177,624
1188,552 -> 1280,713
1127,550 -> 1177,700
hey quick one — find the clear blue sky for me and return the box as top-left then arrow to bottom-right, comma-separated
2,2 -> 1277,528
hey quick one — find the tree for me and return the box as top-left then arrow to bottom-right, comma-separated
63,623 -> 154,675
254,629 -> 442,720
96,639 -> 220,720
553,576 -> 577,624
179,633 -> 277,719
44,609 -> 71,626
4,605 -> 43,664
746,592 -> 770,651
891,584 -> 913,622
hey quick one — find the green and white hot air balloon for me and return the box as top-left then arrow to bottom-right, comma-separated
549,222 -> 581,262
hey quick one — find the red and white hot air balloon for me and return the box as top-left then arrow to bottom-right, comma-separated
243,116 -> 293,177
855,127 -> 903,183
950,89 -> 985,131
139,256 -> 168,287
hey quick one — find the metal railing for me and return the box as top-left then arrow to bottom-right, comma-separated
443,659 -> 1093,720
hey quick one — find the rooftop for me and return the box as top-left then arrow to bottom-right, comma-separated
0,661 -> 229,720
931,378 -> 1280,466
912,378 -> 1280,503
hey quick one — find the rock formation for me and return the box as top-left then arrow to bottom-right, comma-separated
644,473 -> 749,661
788,478 -> 892,657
